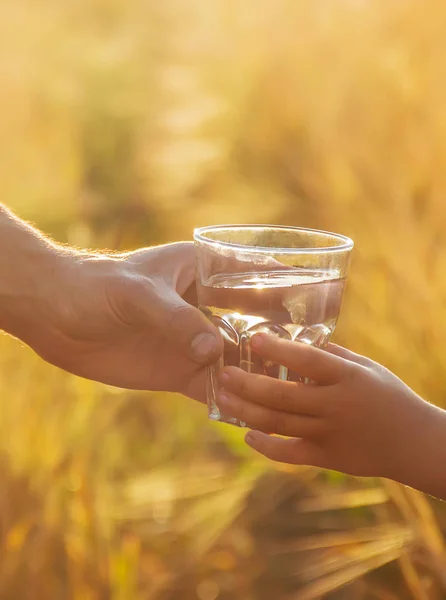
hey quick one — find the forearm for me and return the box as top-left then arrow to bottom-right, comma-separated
391,402 -> 446,500
0,205 -> 71,340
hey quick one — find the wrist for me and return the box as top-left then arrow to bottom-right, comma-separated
0,238 -> 72,343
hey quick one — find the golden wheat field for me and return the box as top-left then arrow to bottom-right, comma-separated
2,0 -> 446,598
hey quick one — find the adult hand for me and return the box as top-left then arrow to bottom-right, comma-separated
3,234 -> 221,401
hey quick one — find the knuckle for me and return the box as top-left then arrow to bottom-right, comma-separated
272,387 -> 286,406
233,401 -> 247,422
221,395 -> 244,421
272,386 -> 294,410
346,362 -> 373,387
344,361 -> 361,383
165,303 -> 194,329
271,412 -> 288,436
176,241 -> 194,257
238,374 -> 250,398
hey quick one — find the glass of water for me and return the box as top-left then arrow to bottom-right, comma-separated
194,225 -> 354,427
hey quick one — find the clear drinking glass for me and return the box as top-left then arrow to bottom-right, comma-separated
194,225 -> 354,427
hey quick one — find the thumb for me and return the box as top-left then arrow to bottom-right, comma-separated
163,292 -> 223,364
129,279 -> 222,365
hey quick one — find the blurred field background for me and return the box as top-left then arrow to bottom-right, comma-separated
2,0 -> 446,598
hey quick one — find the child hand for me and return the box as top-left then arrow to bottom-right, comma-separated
216,334 -> 446,488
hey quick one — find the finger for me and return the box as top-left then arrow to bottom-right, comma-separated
327,343 -> 375,369
217,390 -> 327,438
125,242 -> 196,297
155,290 -> 223,365
124,278 -> 223,365
219,366 -> 327,416
245,431 -> 318,466
251,334 -> 347,384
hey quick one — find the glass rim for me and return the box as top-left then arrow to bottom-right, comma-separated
193,224 -> 354,255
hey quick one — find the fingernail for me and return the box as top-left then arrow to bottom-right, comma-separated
219,371 -> 230,384
245,432 -> 257,445
218,392 -> 229,405
251,334 -> 264,350
190,333 -> 218,362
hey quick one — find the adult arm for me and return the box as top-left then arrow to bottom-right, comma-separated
0,205 -> 221,401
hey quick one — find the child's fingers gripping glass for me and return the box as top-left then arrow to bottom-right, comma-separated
219,367 -> 327,417
217,390 -> 327,438
251,334 -> 347,385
